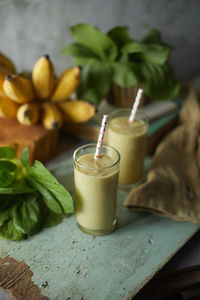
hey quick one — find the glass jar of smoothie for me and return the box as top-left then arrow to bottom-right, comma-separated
73,143 -> 120,236
107,109 -> 148,189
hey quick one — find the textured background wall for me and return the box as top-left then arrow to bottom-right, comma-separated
0,0 -> 199,80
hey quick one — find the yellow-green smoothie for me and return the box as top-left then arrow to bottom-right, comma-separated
73,144 -> 120,236
107,109 -> 148,187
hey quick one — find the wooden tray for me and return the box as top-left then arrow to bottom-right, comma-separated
0,117 -> 59,164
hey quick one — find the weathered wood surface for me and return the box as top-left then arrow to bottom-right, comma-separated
0,117 -> 59,164
0,156 -> 199,300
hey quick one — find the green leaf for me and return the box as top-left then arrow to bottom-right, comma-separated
60,42 -> 99,63
142,29 -> 162,44
140,63 -> 180,100
0,160 -> 17,172
0,202 -> 25,240
0,186 -> 35,194
0,195 -> 14,211
70,23 -> 118,62
77,61 -> 112,104
26,176 -> 63,214
0,147 -> 16,159
13,193 -> 41,235
0,171 -> 15,188
43,211 -> 66,228
27,161 -> 74,214
107,26 -> 133,50
21,148 -> 30,169
0,218 -> 25,240
111,62 -> 138,87
122,42 -> 170,65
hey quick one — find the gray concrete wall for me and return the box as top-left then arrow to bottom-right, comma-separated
0,0 -> 199,80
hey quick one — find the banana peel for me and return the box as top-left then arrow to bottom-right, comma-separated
42,102 -> 63,130
3,75 -> 35,104
32,55 -> 55,100
0,95 -> 20,119
0,52 -> 16,74
51,66 -> 81,103
0,52 -> 96,130
0,73 -> 5,96
59,100 -> 95,123
17,102 -> 40,125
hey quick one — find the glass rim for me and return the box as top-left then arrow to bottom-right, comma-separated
73,143 -> 120,171
108,108 -> 149,129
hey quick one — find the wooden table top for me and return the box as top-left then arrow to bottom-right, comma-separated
0,141 -> 199,300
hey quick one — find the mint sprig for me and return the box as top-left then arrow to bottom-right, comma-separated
0,147 -> 74,240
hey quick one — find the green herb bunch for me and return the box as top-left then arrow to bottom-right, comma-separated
0,147 -> 74,240
61,24 -> 180,105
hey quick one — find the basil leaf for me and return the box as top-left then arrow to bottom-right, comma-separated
140,63 -> 180,100
107,26 -> 133,50
111,61 -> 138,87
123,42 -> 170,65
0,209 -> 10,225
26,176 -> 63,214
77,61 -> 112,104
28,161 -> 74,213
0,147 -> 16,159
142,29 -> 162,44
13,193 -> 41,235
0,171 -> 15,188
0,160 -> 17,172
133,46 -> 170,65
0,219 -> 25,240
43,211 -> 66,228
60,42 -> 99,62
70,23 -> 118,62
0,195 -> 14,211
21,148 -> 30,169
0,186 -> 35,194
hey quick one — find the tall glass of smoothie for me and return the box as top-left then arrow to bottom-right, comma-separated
107,109 -> 148,189
73,143 -> 120,236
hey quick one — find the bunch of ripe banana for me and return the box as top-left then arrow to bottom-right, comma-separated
0,52 -> 95,129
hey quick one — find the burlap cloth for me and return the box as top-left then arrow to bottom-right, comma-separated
124,87 -> 200,223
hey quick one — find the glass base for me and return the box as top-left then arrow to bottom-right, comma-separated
77,219 -> 117,236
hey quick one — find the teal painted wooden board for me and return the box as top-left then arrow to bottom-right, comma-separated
0,156 -> 199,300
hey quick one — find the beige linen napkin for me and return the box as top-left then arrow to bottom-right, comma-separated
124,87 -> 200,223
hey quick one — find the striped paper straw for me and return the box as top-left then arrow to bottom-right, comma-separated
94,114 -> 108,160
129,88 -> 143,123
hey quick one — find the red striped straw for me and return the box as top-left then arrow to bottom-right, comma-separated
129,88 -> 143,123
94,114 -> 108,160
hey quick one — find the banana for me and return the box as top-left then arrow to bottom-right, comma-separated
42,102 -> 63,130
0,95 -> 20,119
32,54 -> 55,100
3,75 -> 35,104
17,102 -> 40,125
0,52 -> 16,74
51,66 -> 81,103
0,73 -> 5,96
59,100 -> 95,123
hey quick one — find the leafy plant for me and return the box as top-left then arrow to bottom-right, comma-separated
61,24 -> 180,105
0,147 -> 74,240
